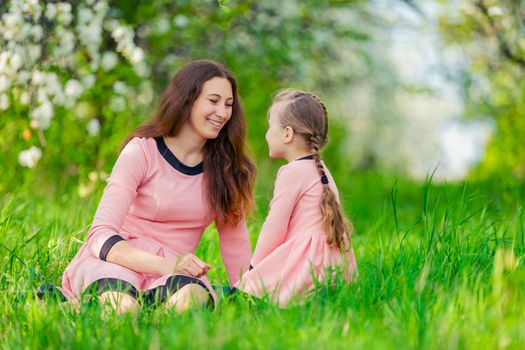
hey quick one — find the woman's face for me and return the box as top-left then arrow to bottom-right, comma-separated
188,77 -> 234,140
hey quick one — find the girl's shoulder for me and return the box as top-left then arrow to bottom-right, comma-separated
276,159 -> 320,180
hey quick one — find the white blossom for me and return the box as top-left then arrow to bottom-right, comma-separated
94,1 -> 108,12
56,30 -> 75,57
22,0 -> 42,20
52,89 -> 66,105
45,3 -> 57,20
18,146 -> 43,168
9,52 -> 22,71
27,45 -> 42,64
18,70 -> 31,84
488,6 -> 503,17
16,23 -> 31,42
0,75 -> 9,92
30,25 -> 43,41
101,52 -> 118,71
153,17 -> 170,34
86,118 -> 101,136
19,91 -> 30,105
78,7 -> 93,23
31,100 -> 54,129
81,74 -> 96,89
1,0 -> 148,166
173,15 -> 189,28
0,94 -> 10,111
113,81 -> 128,95
129,47 -> 144,64
65,79 -> 84,99
32,70 -> 45,85
56,3 -> 73,25
43,73 -> 60,95
2,12 -> 22,40
133,62 -> 149,77
0,52 -> 9,75
37,87 -> 49,104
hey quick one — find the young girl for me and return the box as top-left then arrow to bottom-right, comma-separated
235,90 -> 358,306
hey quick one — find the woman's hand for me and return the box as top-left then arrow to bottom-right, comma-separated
169,253 -> 211,278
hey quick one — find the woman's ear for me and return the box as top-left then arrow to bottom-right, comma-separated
283,126 -> 294,144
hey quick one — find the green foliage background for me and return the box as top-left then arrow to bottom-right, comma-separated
1,1 -> 524,348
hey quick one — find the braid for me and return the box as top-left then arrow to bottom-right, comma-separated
309,135 -> 328,183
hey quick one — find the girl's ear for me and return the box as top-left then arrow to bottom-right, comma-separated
283,125 -> 294,144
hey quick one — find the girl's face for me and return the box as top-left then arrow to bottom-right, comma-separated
265,102 -> 287,158
188,77 -> 234,140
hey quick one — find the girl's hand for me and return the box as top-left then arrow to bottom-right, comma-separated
170,253 -> 211,278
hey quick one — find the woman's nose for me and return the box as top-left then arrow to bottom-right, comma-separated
216,104 -> 227,118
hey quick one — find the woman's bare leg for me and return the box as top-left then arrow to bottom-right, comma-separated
99,291 -> 139,314
166,284 -> 209,313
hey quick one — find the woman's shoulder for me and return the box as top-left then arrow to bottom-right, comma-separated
126,136 -> 156,147
120,137 -> 158,163
124,137 -> 157,152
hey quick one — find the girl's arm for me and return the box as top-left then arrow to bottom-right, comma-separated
216,218 -> 252,285
251,166 -> 303,266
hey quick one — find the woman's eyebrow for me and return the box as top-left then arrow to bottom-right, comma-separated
207,93 -> 233,100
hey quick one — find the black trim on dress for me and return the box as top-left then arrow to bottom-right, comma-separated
295,155 -> 314,161
99,235 -> 125,261
143,275 -> 213,307
155,137 -> 204,175
86,278 -> 140,300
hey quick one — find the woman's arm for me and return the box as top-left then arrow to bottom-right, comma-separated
84,138 -> 209,278
107,241 -> 209,277
85,138 -> 148,257
217,218 -> 252,285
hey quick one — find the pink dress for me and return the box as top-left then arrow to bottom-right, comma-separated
235,157 -> 358,306
61,137 -> 252,305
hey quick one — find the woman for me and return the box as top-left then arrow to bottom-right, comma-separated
60,60 -> 256,312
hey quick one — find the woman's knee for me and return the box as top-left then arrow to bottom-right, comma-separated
166,284 -> 209,312
99,291 -> 139,313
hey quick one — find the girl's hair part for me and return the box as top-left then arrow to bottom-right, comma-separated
273,89 -> 353,250
122,60 -> 256,226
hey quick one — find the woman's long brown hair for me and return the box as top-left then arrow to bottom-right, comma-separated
273,90 -> 353,251
122,60 -> 256,226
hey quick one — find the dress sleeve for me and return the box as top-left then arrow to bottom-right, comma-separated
251,165 -> 303,266
85,138 -> 149,259
216,218 -> 252,285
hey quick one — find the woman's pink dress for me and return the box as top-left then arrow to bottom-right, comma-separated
61,137 -> 252,304
235,157 -> 358,306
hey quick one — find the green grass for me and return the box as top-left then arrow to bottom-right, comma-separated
1,172 -> 524,349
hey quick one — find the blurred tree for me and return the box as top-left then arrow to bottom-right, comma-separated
436,0 -> 525,178
1,0 -> 380,195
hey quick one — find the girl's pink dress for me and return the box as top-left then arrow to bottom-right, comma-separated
61,137 -> 252,304
235,157 -> 358,306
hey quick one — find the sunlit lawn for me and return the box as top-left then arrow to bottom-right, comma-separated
1,172 -> 524,349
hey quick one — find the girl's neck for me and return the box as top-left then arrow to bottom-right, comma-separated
284,148 -> 314,162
